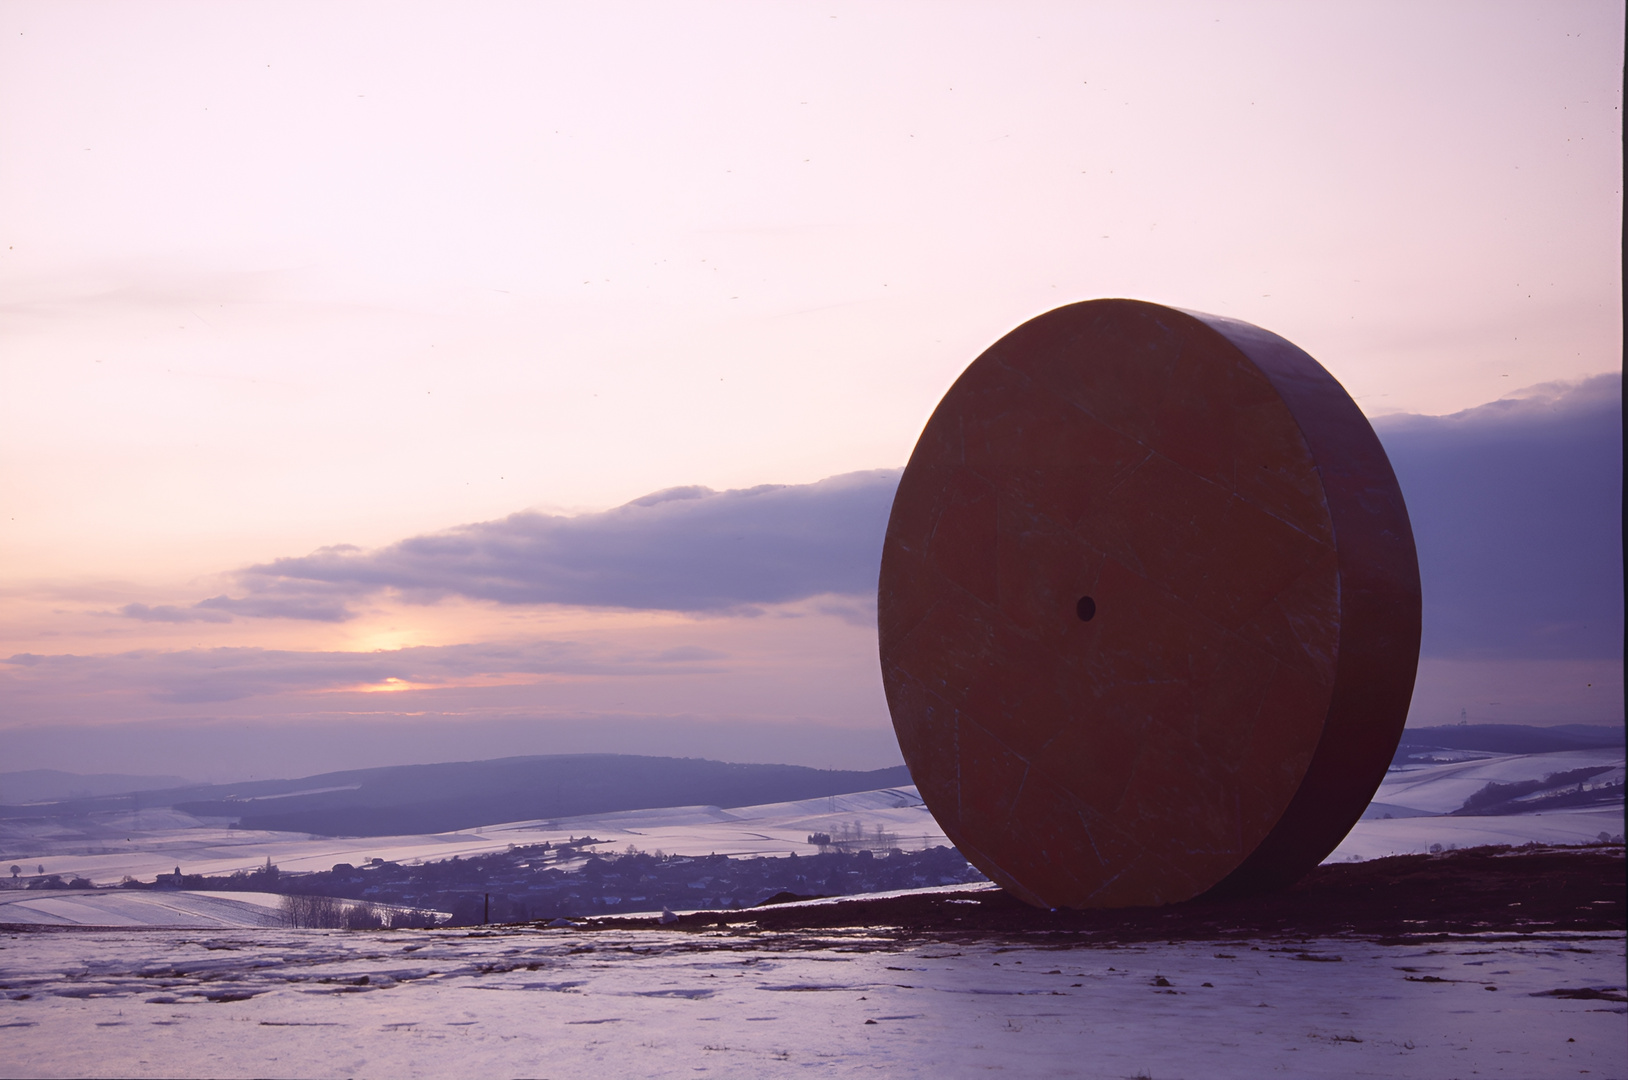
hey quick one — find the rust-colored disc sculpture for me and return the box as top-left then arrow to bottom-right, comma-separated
879,300 -> 1421,909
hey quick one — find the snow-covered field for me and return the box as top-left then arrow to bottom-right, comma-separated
1326,747 -> 1625,862
1367,748 -> 1624,817
1,923 -> 1622,1079
1,751 -> 1622,1077
0,890 -> 289,929
1,749 -> 1620,929
1,786 -> 950,889
0,891 -> 450,931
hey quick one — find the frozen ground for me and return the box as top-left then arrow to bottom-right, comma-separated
0,890 -> 288,929
0,786 -> 950,887
0,923 -> 1622,1079
1367,748 -> 1624,816
1,750 -> 1620,927
0,891 -> 450,930
1326,748 -> 1624,862
2,753 -> 1622,1077
1329,807 -> 1626,862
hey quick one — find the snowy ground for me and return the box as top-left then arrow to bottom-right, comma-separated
0,890 -> 288,929
1326,748 -> 1624,862
0,891 -> 450,930
1367,748 -> 1624,816
1,750 -> 1620,928
1330,808 -> 1626,862
1,923 -> 1622,1079
2,752 -> 1623,1077
0,786 -> 950,888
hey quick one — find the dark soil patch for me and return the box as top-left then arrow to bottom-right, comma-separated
578,844 -> 1625,943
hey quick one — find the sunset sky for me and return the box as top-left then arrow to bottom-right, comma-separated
2,1 -> 1621,781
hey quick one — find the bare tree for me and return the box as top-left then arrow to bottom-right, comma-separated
279,894 -> 348,928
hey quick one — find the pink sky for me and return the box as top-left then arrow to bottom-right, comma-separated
1,2 -> 1621,780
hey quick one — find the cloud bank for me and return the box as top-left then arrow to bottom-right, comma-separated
142,469 -> 901,622
3,374 -> 1616,754
102,373 -> 1621,667
1376,373 -> 1622,660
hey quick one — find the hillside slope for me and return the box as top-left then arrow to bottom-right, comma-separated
0,755 -> 912,838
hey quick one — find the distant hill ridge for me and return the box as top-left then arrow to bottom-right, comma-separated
0,754 -> 912,837
5,724 -> 1618,836
1398,723 -> 1623,755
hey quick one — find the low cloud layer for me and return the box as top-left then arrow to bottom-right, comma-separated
140,469 -> 901,622
120,603 -> 232,624
108,377 -> 1620,664
1376,373 -> 1622,660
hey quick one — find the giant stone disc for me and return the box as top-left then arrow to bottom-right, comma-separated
879,299 -> 1421,908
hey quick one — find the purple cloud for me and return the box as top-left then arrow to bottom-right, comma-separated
105,376 -> 1620,668
146,469 -> 901,621
1375,373 -> 1622,660
193,594 -> 354,623
120,603 -> 232,624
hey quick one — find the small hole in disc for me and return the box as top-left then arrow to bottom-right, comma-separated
1076,596 -> 1096,622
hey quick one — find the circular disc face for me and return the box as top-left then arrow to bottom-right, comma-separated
879,300 -> 1420,908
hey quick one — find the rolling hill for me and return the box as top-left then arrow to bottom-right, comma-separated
0,755 -> 911,838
